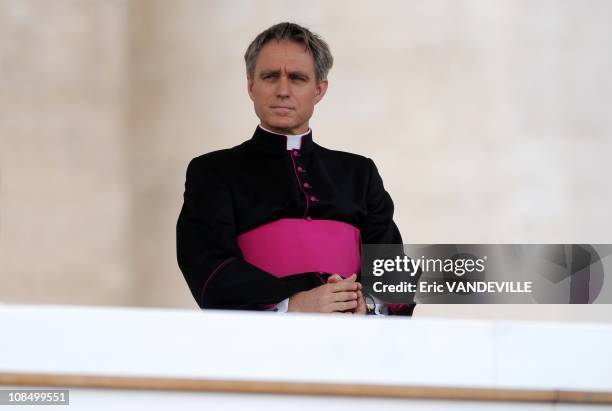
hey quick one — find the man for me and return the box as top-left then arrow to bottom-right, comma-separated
177,22 -> 415,315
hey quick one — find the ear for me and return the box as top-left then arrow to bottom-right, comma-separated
314,79 -> 328,105
247,76 -> 255,102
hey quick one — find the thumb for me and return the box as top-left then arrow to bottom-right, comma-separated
344,273 -> 357,282
327,274 -> 343,283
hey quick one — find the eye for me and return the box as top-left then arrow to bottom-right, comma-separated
262,73 -> 278,80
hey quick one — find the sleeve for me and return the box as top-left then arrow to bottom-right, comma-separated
176,158 -> 326,310
273,298 -> 289,313
362,158 -> 418,317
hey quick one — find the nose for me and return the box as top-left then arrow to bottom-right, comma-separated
276,75 -> 290,98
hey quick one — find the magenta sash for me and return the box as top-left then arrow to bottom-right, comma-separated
237,218 -> 361,278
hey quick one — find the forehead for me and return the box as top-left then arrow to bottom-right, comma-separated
255,40 -> 315,73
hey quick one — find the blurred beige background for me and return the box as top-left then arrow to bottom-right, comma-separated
1,0 -> 611,321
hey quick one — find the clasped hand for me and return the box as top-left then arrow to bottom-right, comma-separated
287,273 -> 366,314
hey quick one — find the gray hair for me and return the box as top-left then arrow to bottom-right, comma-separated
244,22 -> 333,83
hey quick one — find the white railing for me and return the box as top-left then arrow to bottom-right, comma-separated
1,305 -> 611,409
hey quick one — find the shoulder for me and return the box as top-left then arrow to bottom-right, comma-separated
314,145 -> 381,185
186,143 -> 246,175
315,144 -> 374,170
314,145 -> 392,195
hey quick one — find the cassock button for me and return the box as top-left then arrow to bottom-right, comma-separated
292,150 -> 300,157
303,182 -> 311,189
306,216 -> 312,222
297,166 -> 305,172
310,196 -> 318,202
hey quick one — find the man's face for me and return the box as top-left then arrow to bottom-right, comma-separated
248,40 -> 328,135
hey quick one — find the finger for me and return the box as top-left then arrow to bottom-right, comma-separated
343,274 -> 361,287
330,291 -> 358,302
328,300 -> 358,312
330,280 -> 359,292
327,274 -> 343,283
354,302 -> 366,315
353,293 -> 366,315
334,273 -> 357,283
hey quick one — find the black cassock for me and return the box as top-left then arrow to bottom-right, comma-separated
176,126 -> 415,315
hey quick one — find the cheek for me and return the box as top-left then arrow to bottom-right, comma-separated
252,84 -> 271,101
297,92 -> 317,110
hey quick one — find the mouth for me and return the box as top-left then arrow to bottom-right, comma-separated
270,106 -> 294,113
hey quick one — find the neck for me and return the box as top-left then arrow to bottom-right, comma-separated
251,126 -> 314,155
259,124 -> 310,137
259,123 -> 310,136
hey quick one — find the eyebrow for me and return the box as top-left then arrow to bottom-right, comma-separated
259,69 -> 310,79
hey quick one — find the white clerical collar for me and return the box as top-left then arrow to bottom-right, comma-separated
258,125 -> 311,150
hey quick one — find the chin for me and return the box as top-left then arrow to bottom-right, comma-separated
266,118 -> 298,132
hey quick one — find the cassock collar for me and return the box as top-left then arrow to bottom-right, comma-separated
250,125 -> 314,156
